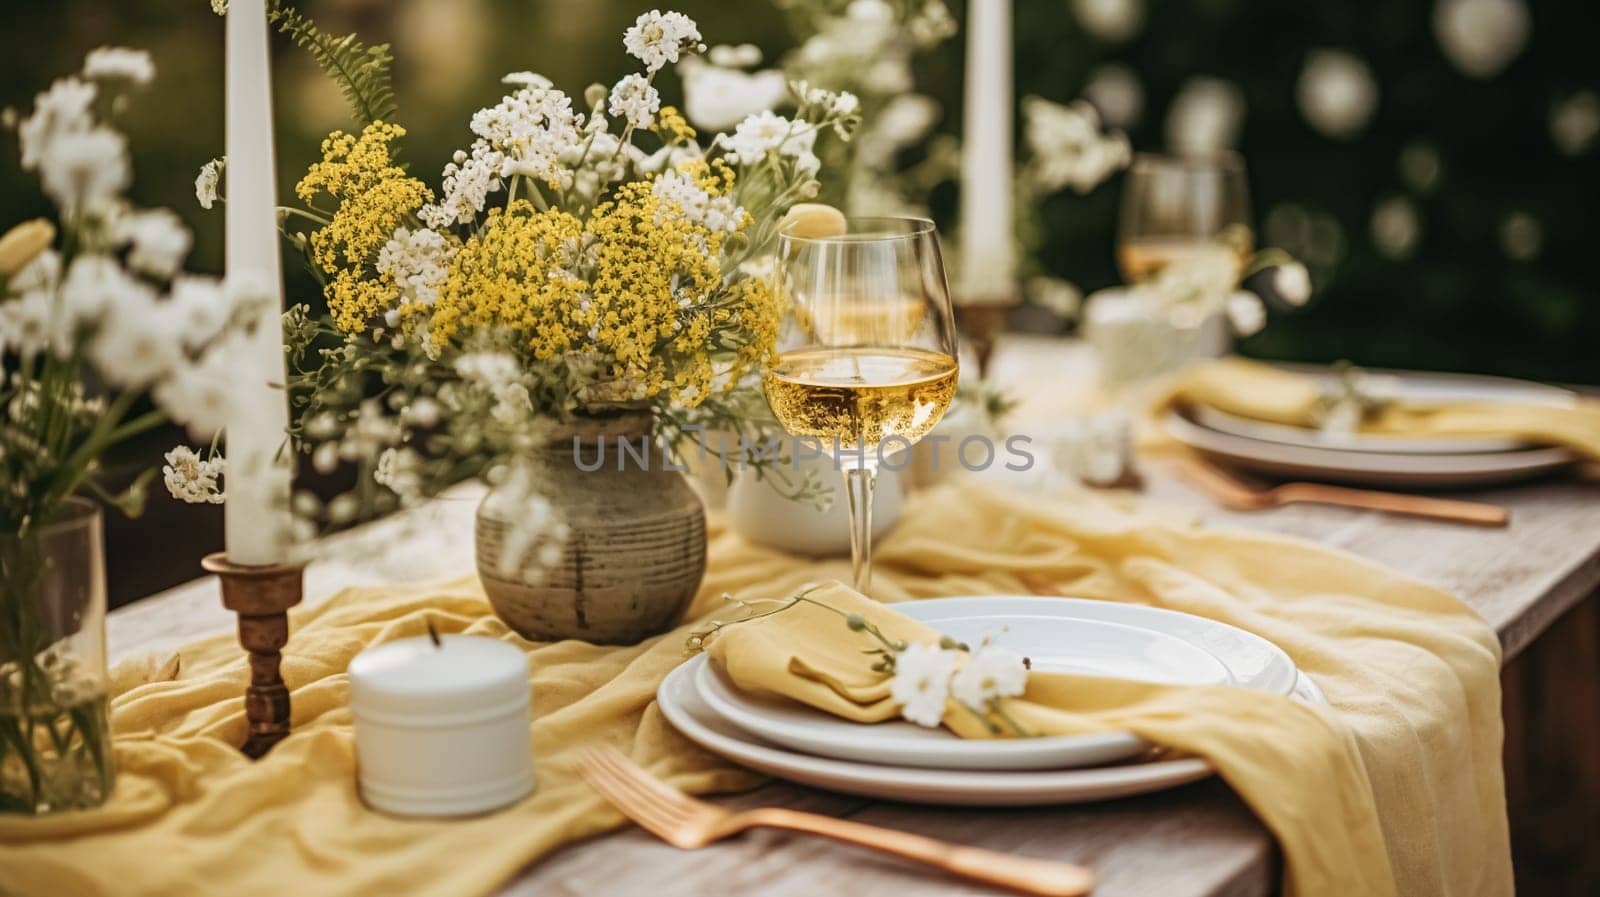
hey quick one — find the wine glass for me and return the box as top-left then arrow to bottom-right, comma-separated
765,217 -> 960,593
1117,152 -> 1253,283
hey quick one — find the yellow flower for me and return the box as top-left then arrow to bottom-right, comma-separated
653,105 -> 695,144
296,122 -> 433,332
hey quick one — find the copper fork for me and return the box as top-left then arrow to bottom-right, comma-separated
1171,454 -> 1509,526
577,744 -> 1094,897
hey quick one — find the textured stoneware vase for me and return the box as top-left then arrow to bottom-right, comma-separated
475,411 -> 708,645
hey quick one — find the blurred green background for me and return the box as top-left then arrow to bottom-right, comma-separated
2,0 -> 1596,600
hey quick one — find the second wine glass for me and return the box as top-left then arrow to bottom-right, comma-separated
765,217 -> 960,593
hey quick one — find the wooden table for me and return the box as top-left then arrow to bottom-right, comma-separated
107,336 -> 1600,897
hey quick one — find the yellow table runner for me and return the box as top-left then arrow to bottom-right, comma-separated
0,483 -> 1511,897
1167,357 -> 1600,460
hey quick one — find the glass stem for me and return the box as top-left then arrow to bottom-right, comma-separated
842,465 -> 878,594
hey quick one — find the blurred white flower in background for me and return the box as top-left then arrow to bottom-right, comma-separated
1272,262 -> 1313,307
18,77 -> 96,170
1165,77 -> 1245,157
480,462 -> 569,580
1398,142 -> 1443,193
846,0 -> 895,25
166,276 -> 231,351
1083,64 -> 1143,129
680,57 -> 788,132
1027,276 -> 1083,320
708,43 -> 763,68
1550,92 -> 1600,157
1022,97 -> 1130,194
1371,197 -> 1422,259
1498,212 -> 1542,261
860,95 -> 940,166
1071,0 -> 1145,42
1297,50 -> 1378,139
1433,0 -> 1530,78
40,127 -> 130,216
82,47 -> 155,85
1225,291 -> 1267,336
114,208 -> 192,280
194,157 -> 224,209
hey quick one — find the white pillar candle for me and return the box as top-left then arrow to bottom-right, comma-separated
224,0 -> 293,565
348,634 -> 534,817
957,0 -> 1015,305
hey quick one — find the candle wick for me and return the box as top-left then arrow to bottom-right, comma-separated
426,619 -> 442,648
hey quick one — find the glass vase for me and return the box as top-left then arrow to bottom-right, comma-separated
0,497 -> 115,814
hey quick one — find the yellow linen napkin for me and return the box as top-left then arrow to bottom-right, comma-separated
0,483 -> 1510,897
1166,356 -> 1600,460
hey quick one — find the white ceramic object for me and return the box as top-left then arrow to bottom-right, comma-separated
1165,411 -> 1575,488
348,634 -> 534,817
1190,368 -> 1576,455
726,453 -> 902,556
658,661 -> 1327,806
686,596 -> 1298,772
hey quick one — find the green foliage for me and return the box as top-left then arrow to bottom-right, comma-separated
266,1 -> 397,127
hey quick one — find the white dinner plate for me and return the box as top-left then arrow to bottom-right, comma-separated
1190,368 -> 1575,456
690,596 -> 1296,771
657,660 -> 1328,806
1166,411 -> 1575,488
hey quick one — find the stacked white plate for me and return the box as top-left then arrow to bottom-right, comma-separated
657,596 -> 1325,807
1165,368 -> 1577,488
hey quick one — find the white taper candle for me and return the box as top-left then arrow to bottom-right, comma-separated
957,0 -> 1015,304
224,0 -> 293,565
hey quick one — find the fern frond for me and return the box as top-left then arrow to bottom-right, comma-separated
266,0 -> 397,127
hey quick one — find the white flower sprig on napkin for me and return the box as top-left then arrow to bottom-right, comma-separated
689,585 -> 1035,735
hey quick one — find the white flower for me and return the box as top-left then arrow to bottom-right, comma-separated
377,226 -> 456,308
39,126 -> 130,215
453,350 -> 521,386
653,168 -> 744,234
1225,291 -> 1266,336
1072,0 -> 1145,42
874,95 -> 940,148
1052,411 -> 1134,486
374,447 -> 423,498
87,276 -> 183,388
726,111 -> 798,164
1272,262 -> 1312,306
1023,97 -> 1131,194
420,140 -> 505,228
0,288 -> 57,361
18,77 -> 96,171
154,340 -> 236,438
707,43 -> 763,68
114,208 -> 192,279
1165,77 -> 1245,157
622,10 -> 704,73
481,462 -> 568,581
83,47 -> 155,85
862,58 -> 913,94
608,73 -> 660,129
795,81 -> 860,118
846,0 -> 894,24
950,645 -> 1029,707
501,71 -> 553,88
167,275 -> 231,350
195,157 -> 224,210
889,642 -> 959,728
681,59 -> 788,132
1297,50 -> 1378,139
1433,0 -> 1530,79
163,446 -> 225,504
210,0 -> 227,13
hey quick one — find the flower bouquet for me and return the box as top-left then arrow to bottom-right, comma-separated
203,8 -> 858,641
0,49 -> 262,812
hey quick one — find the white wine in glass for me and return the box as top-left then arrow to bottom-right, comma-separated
766,217 -> 960,593
1117,152 -> 1253,283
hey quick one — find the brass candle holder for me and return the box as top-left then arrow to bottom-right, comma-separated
201,553 -> 306,759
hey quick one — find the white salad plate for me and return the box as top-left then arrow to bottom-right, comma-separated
675,596 -> 1299,774
1165,411 -> 1575,488
657,660 -> 1326,807
1190,368 -> 1574,456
